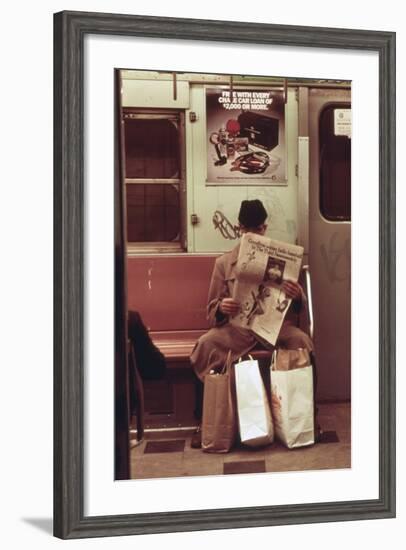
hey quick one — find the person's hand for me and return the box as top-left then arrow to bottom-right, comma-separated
219,298 -> 240,316
282,280 -> 302,301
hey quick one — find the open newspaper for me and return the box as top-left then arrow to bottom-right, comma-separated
230,233 -> 304,345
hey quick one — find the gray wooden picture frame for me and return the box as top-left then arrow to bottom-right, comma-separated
54,10 -> 396,539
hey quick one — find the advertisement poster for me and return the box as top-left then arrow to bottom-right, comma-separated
206,87 -> 286,184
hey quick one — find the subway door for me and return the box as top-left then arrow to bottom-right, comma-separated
308,88 -> 351,401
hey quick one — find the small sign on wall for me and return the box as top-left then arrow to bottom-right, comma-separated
334,108 -> 351,138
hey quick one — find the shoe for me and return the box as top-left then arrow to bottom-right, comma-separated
316,429 -> 340,444
191,425 -> 202,449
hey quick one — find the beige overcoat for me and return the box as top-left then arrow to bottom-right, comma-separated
190,244 -> 314,381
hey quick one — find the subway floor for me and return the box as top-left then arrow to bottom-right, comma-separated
130,401 -> 350,480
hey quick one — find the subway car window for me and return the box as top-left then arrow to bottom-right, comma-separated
319,105 -> 351,221
123,110 -> 184,249
126,184 -> 180,242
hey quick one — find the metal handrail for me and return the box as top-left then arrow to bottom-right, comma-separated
302,265 -> 314,341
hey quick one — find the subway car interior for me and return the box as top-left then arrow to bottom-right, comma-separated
115,69 -> 351,480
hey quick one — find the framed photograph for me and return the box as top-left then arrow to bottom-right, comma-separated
54,10 -> 396,539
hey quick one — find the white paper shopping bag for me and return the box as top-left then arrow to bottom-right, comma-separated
234,357 -> 274,447
270,349 -> 315,448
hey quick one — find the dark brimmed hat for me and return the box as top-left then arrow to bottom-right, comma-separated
238,199 -> 268,227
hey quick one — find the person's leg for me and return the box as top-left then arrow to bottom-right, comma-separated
276,323 -> 314,353
190,325 -> 257,380
193,372 -> 204,422
191,371 -> 204,448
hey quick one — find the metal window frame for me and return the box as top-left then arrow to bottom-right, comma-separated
122,106 -> 187,251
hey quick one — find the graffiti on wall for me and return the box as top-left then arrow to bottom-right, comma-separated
212,210 -> 241,240
320,232 -> 351,286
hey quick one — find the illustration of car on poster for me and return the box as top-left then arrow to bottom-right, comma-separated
206,88 -> 286,183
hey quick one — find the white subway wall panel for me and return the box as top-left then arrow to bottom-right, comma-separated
122,79 -> 190,108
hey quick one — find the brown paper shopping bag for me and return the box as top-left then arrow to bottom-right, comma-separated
202,350 -> 237,453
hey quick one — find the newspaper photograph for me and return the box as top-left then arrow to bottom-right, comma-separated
230,233 -> 304,345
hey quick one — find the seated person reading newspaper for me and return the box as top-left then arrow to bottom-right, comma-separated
190,199 -> 314,448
